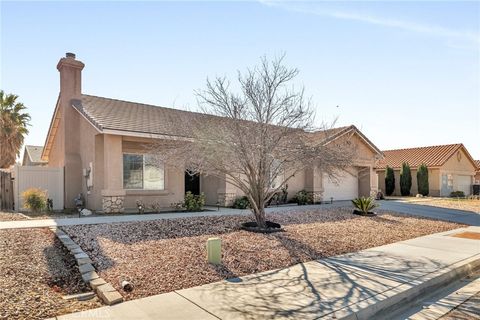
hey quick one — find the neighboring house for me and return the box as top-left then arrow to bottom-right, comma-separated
22,145 -> 48,166
475,160 -> 480,184
376,144 -> 477,196
41,53 -> 383,212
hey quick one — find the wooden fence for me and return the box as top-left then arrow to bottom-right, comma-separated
0,171 -> 14,211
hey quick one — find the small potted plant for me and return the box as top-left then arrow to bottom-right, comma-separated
351,197 -> 378,216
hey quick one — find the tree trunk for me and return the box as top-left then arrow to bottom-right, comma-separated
252,203 -> 266,229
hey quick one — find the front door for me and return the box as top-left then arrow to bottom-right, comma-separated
185,172 -> 200,195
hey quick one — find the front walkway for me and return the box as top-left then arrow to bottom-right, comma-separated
2,200 -> 478,230
55,226 -> 480,320
0,202 -> 350,230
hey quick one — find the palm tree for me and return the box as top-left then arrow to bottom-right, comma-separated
0,91 -> 30,168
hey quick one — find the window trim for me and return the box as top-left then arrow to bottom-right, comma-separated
122,152 -> 166,191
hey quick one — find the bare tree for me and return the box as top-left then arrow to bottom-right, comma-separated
153,56 -> 354,229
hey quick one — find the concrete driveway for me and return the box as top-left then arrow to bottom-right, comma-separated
379,200 -> 480,226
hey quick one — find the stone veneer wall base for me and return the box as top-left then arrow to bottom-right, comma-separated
102,195 -> 125,213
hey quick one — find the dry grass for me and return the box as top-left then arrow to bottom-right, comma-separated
0,228 -> 102,320
63,208 -> 462,301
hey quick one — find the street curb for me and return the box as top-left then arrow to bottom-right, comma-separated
330,253 -> 480,320
49,227 -> 124,306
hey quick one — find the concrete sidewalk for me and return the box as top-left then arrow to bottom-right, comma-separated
0,202 -> 350,230
56,226 -> 480,320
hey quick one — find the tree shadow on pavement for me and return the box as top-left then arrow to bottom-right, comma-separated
186,235 -> 447,320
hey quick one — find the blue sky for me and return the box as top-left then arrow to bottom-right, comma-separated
1,1 -> 479,158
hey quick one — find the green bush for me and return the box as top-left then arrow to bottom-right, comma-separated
417,164 -> 429,196
400,162 -> 412,196
294,190 -> 311,205
450,191 -> 465,198
184,191 -> 205,211
22,188 -> 47,212
351,197 -> 378,214
233,196 -> 250,209
385,166 -> 395,196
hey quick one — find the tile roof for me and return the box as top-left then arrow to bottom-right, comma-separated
25,145 -> 47,163
375,144 -> 470,169
68,94 -> 382,156
73,94 -> 226,138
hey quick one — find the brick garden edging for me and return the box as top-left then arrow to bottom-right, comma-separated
49,227 -> 123,305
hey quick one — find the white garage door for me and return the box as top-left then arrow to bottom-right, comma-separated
456,175 -> 471,195
323,168 -> 358,201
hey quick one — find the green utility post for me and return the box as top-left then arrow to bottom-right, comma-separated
206,237 -> 222,265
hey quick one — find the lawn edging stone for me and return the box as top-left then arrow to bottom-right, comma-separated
49,226 -> 124,306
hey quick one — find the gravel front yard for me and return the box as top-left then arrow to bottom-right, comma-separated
409,198 -> 480,213
0,211 -> 28,221
63,208 -> 462,300
0,228 -> 102,320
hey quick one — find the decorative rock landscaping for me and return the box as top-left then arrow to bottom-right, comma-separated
0,228 -> 101,320
63,208 -> 463,301
50,226 -> 124,306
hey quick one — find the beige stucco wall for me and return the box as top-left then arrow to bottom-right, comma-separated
47,107 -> 65,168
428,168 -> 441,196
442,149 -> 476,173
78,116 -> 99,209
201,174 -> 224,205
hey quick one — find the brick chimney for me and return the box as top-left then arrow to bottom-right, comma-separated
56,52 -> 85,208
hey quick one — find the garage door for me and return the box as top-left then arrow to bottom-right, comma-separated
456,175 -> 472,195
323,168 -> 358,201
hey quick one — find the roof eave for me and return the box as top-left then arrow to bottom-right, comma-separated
324,125 -> 384,158
41,94 -> 61,162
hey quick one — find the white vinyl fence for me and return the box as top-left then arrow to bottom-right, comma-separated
13,165 -> 64,211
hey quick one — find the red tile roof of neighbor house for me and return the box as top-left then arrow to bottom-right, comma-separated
475,160 -> 480,171
375,143 -> 477,170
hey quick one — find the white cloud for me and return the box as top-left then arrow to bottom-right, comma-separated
260,1 -> 480,46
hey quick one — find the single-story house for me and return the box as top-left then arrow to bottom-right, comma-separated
41,53 -> 383,212
375,144 -> 477,196
22,145 -> 48,166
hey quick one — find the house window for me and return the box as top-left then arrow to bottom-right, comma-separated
123,154 -> 164,190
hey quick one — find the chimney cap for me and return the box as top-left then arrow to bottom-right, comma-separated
66,52 -> 76,59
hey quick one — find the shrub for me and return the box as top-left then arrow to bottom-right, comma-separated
184,191 -> 205,211
22,188 -> 47,212
136,200 -> 145,214
150,201 -> 160,213
233,196 -> 250,209
417,164 -> 429,196
400,162 -> 412,196
294,190 -> 311,205
385,166 -> 395,196
450,191 -> 465,198
351,197 -> 379,214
